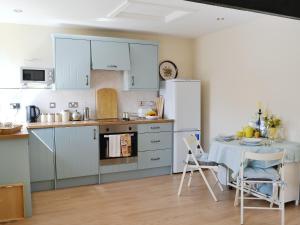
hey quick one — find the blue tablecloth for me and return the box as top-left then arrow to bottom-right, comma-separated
208,140 -> 300,177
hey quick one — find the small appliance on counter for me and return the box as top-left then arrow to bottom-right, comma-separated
71,110 -> 81,121
26,105 -> 40,123
83,107 -> 90,121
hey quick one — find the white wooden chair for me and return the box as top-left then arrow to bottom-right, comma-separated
236,151 -> 285,225
177,134 -> 224,201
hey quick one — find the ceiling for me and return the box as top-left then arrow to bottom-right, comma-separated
0,0 -> 264,38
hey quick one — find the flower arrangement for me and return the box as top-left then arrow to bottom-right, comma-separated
264,115 -> 281,128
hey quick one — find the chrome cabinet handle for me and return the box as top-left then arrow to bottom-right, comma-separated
150,126 -> 160,130
107,65 -> 118,68
93,129 -> 96,140
86,75 -> 89,86
131,76 -> 135,86
151,157 -> 160,161
151,140 -> 161,143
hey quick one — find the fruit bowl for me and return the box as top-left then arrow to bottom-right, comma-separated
145,116 -> 160,120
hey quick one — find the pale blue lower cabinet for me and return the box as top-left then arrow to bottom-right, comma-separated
28,129 -> 55,183
0,138 -> 32,217
138,149 -> 172,169
138,132 -> 172,151
55,126 -> 99,180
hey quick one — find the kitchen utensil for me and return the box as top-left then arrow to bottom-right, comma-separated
155,96 -> 164,118
26,105 -> 40,123
96,88 -> 118,119
83,107 -> 90,121
71,110 -> 81,121
40,113 -> 47,123
47,113 -> 55,123
61,110 -> 70,122
122,112 -> 130,121
55,113 -> 62,122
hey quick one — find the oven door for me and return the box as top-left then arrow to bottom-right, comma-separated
100,132 -> 137,164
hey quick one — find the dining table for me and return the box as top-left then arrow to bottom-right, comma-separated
208,138 -> 300,204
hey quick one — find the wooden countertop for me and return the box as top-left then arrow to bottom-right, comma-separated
0,129 -> 29,140
26,119 -> 174,129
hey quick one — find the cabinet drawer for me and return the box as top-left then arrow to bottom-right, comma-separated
138,123 -> 172,133
138,132 -> 172,151
138,149 -> 172,169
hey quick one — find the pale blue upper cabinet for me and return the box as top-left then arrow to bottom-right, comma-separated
124,43 -> 159,90
55,126 -> 99,180
55,38 -> 91,89
28,128 -> 55,182
91,41 -> 130,71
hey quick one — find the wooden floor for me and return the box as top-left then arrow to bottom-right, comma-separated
8,173 -> 300,225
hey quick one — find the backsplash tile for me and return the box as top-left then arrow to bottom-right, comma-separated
0,70 -> 157,123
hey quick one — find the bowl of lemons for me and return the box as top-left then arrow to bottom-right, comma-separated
145,110 -> 160,120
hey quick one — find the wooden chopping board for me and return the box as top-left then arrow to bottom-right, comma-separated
96,88 -> 118,119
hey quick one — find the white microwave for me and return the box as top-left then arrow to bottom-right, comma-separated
20,67 -> 54,86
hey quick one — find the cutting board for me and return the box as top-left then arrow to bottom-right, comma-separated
96,88 -> 118,119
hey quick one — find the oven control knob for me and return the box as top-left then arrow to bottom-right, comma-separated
129,127 -> 132,131
106,128 -> 110,132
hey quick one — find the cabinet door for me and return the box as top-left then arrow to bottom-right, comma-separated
55,126 -> 99,179
91,41 -> 130,70
127,44 -> 158,90
28,129 -> 55,182
55,38 -> 91,89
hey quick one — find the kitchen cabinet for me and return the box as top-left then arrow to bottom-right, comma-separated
137,123 -> 173,170
55,126 -> 99,180
91,41 -> 130,71
124,43 -> 159,90
28,128 -> 55,182
138,149 -> 172,170
54,38 -> 91,89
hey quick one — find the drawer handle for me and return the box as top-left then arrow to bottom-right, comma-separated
151,140 -> 161,143
151,157 -> 160,161
150,126 -> 160,130
107,65 -> 118,68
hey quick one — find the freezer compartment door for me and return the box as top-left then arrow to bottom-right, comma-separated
173,130 -> 200,173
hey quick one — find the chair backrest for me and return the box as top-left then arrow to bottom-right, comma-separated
183,134 -> 204,155
240,151 -> 285,180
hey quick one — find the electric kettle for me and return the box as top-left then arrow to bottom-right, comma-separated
26,105 -> 40,123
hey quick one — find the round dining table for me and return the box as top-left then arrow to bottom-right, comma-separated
207,139 -> 300,204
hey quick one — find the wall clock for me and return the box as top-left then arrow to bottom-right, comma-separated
159,60 -> 178,80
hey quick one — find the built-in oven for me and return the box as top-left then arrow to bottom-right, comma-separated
99,124 -> 138,165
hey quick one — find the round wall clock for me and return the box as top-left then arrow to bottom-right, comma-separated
159,60 -> 178,80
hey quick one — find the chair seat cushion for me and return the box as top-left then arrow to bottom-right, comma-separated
244,167 -> 280,181
187,153 -> 218,166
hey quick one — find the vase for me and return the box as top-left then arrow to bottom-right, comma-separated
268,127 -> 277,140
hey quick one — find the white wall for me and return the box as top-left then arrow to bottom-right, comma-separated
0,23 -> 195,122
195,16 -> 300,148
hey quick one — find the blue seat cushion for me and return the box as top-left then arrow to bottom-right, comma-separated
188,153 -> 218,166
243,167 -> 280,181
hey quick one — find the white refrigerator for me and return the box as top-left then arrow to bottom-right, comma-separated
160,79 -> 201,173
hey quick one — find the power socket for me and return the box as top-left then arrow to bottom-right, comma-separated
49,102 -> 56,108
68,102 -> 79,108
10,103 -> 20,109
